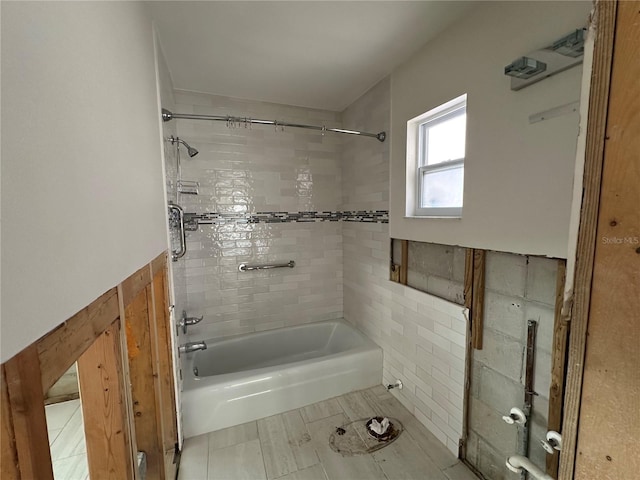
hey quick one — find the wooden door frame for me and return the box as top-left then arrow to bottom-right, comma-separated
0,252 -> 178,480
558,0 -> 640,478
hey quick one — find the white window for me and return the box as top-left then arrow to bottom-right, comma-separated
407,94 -> 467,217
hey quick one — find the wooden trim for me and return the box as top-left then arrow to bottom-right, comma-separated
4,346 -> 53,480
1,367 -> 20,480
121,263 -> 152,308
0,250 -> 176,480
390,239 -> 401,283
471,250 -> 485,350
151,251 -> 168,277
125,285 -> 166,479
77,321 -> 136,480
573,2 -> 640,477
463,249 -> 474,309
459,296 -> 474,460
558,2 -> 618,478
547,260 -> 568,477
400,240 -> 409,285
152,270 -> 179,456
37,288 -> 119,393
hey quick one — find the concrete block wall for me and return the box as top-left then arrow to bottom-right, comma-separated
172,91 -> 344,341
466,252 -> 559,479
342,77 -> 467,455
405,241 -> 466,305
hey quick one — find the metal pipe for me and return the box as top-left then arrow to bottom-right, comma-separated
519,320 -> 538,479
238,260 -> 295,272
162,108 -> 386,142
507,456 -> 554,480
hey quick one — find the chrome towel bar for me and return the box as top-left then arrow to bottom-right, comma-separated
239,260 -> 295,272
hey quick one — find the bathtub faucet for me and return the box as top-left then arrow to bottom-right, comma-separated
179,341 -> 207,354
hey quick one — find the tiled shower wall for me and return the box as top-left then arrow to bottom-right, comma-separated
341,78 -> 466,455
173,91 -> 344,340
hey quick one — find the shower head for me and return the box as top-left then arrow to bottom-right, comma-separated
183,141 -> 199,158
168,136 -> 199,157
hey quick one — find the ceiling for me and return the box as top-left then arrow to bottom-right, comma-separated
147,1 -> 473,111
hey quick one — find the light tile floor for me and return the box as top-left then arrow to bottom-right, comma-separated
178,385 -> 477,480
45,399 -> 90,480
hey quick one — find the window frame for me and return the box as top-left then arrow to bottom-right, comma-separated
408,94 -> 467,218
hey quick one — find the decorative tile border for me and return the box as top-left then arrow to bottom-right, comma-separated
185,210 -> 388,229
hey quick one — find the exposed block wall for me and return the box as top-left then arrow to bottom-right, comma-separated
466,252 -> 558,479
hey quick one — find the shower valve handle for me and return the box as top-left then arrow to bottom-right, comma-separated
184,315 -> 203,326
179,311 -> 204,334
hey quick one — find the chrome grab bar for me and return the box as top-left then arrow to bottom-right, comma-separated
238,260 -> 295,272
168,203 -> 186,261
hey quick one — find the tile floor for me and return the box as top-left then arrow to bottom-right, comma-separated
45,398 -> 89,480
178,385 -> 477,480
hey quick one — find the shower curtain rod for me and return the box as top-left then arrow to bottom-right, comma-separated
161,108 -> 386,142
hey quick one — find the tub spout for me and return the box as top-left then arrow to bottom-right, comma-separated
179,341 -> 207,354
506,455 -> 554,480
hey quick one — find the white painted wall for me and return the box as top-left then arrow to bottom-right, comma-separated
1,2 -> 167,362
390,1 -> 592,258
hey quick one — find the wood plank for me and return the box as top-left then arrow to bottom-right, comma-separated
471,250 -> 485,350
120,263 -> 152,309
4,345 -> 53,480
147,274 -> 166,456
573,2 -> 640,478
126,286 -> 165,479
77,321 -> 136,480
558,2 -> 618,478
547,260 -> 568,477
400,240 -> 409,285
37,288 -> 119,392
463,249 -> 474,309
152,270 -> 178,452
460,296 -> 474,460
390,239 -> 400,282
1,366 -> 20,480
150,251 -> 168,277
116,284 -> 142,480
460,248 -> 475,458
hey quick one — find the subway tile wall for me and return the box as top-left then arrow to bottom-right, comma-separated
172,91 -> 344,340
341,77 -> 466,454
164,77 -> 561,463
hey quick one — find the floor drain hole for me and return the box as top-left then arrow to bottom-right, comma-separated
329,417 -> 403,456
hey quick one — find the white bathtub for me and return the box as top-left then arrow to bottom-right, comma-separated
181,319 -> 382,438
